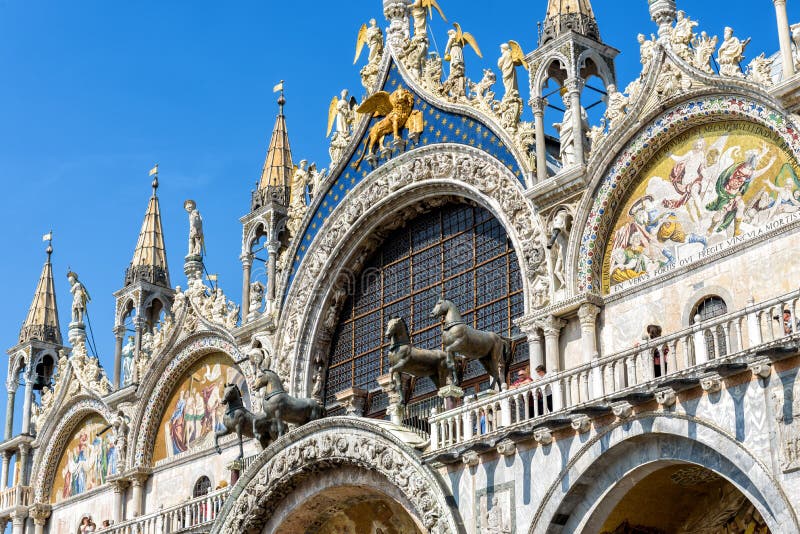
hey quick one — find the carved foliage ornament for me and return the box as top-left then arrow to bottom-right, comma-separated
277,146 -> 545,390
216,424 -> 456,534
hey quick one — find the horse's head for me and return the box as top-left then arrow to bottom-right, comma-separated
431,298 -> 450,319
385,316 -> 407,339
222,383 -> 241,405
255,369 -> 284,395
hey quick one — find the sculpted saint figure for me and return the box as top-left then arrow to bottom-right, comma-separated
184,199 -> 204,257
670,10 -> 698,62
692,31 -> 718,73
638,33 -> 656,74
67,271 -> 90,324
553,92 -> 590,167
604,84 -> 628,131
485,496 -> 510,534
122,336 -> 135,386
496,41 -> 527,100
717,27 -> 750,77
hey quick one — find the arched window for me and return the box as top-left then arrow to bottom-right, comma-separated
193,476 -> 212,498
691,296 -> 728,359
324,202 -> 527,418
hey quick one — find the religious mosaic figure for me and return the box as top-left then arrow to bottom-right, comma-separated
67,271 -> 90,324
184,199 -> 205,258
717,26 -> 750,77
54,415 -> 117,503
604,123 -> 799,293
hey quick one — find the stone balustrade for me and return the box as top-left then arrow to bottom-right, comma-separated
98,487 -> 228,534
428,289 -> 800,451
0,485 -> 30,512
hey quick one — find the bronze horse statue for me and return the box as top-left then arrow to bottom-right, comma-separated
386,316 -> 457,404
431,298 -> 513,390
214,383 -> 272,459
255,369 -> 326,437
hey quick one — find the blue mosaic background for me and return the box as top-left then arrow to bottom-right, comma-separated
284,60 -> 524,298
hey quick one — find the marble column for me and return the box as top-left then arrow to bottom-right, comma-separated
130,472 -> 149,518
4,384 -> 17,441
265,241 -> 279,313
531,96 -> 548,181
565,78 -> 585,167
578,303 -> 603,398
774,0 -> 795,80
1,450 -> 11,489
133,315 -> 146,361
20,373 -> 34,436
649,0 -> 677,38
30,505 -> 50,534
111,479 -> 129,524
541,315 -> 567,411
18,443 -> 30,486
241,253 -> 253,321
113,324 -> 125,388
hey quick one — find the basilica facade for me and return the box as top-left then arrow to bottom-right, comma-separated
5,0 -> 800,532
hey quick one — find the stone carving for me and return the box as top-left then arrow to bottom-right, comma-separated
654,388 -> 677,407
287,160 -> 310,237
553,91 -> 589,167
532,275 -> 550,309
793,23 -> 800,70
327,90 -> 358,167
67,271 -> 90,325
443,23 -> 481,101
611,401 -> 633,420
571,415 -> 591,433
70,340 -> 112,397
692,31 -> 718,73
249,280 -> 265,317
485,495 -> 511,534
638,33 -> 657,76
655,60 -> 690,99
184,199 -> 204,258
354,19 -> 384,92
603,84 -> 628,132
311,350 -> 327,400
386,317 -> 456,404
422,53 -> 444,93
747,53 -> 775,87
771,383 -> 800,472
431,299 -> 512,390
111,410 -> 129,468
533,427 -> 553,445
468,69 -> 498,113
254,369 -> 325,437
219,425 -> 457,534
497,41 -> 527,101
669,10 -> 697,63
717,26 -> 750,78
700,373 -> 722,393
547,208 -> 571,294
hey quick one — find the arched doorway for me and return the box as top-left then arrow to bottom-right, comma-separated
598,462 -> 769,533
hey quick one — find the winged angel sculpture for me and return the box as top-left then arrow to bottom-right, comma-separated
497,40 -> 528,98
354,87 -> 425,167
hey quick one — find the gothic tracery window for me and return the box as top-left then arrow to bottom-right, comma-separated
324,202 -> 527,417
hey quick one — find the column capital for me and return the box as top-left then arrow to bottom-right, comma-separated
9,506 -> 27,523
563,77 -> 584,95
578,303 -> 602,326
529,96 -> 546,114
30,503 -> 51,525
109,475 -> 131,493
126,467 -> 152,486
539,315 -> 567,336
240,253 -> 253,266
335,387 -> 369,416
773,0 -> 787,6
113,324 -> 126,337
6,379 -> 18,394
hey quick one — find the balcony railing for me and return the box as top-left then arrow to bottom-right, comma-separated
0,485 -> 31,512
99,487 -> 228,534
428,289 -> 800,451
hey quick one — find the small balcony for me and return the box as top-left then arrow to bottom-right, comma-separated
427,289 -> 800,454
98,487 -> 228,534
0,485 -> 31,515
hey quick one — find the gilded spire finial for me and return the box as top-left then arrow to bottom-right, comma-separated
18,232 -> 62,345
253,81 -> 294,208
274,80 -> 286,113
125,168 -> 171,288
149,163 -> 159,194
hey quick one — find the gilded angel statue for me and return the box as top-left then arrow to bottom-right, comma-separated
445,23 -> 482,68
410,0 -> 446,38
327,89 -> 358,138
497,40 -> 528,98
354,18 -> 383,65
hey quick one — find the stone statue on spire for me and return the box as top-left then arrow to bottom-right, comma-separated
184,199 -> 205,258
67,271 -> 90,325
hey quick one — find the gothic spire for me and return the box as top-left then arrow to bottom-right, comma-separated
541,0 -> 600,44
255,85 -> 293,207
126,171 -> 170,288
19,238 -> 62,345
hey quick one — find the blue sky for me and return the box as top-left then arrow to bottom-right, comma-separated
0,0 -> 787,436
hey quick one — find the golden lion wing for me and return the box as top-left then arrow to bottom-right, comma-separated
509,40 -> 528,69
422,0 -> 447,21
326,96 -> 338,137
354,23 -> 367,64
463,31 -> 482,58
356,91 -> 394,117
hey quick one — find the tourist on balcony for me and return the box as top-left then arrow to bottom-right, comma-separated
534,365 -> 553,414
478,408 -> 487,434
511,367 -> 533,387
778,309 -> 799,335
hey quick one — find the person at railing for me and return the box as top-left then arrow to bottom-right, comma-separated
534,365 -> 553,415
478,408 -> 487,434
635,325 -> 668,378
777,309 -> 800,335
511,367 -> 533,387
101,520 -> 110,528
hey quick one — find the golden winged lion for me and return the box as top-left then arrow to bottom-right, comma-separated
354,87 -> 424,167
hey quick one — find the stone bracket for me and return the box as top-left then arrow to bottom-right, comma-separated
533,426 -> 554,445
700,373 -> 723,394
462,450 -> 479,467
496,439 -> 517,456
749,360 -> 772,379
654,387 -> 677,408
611,401 -> 634,420
570,415 -> 591,433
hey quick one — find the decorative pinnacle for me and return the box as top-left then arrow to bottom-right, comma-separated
149,163 -> 159,193
44,230 -> 53,258
275,80 -> 286,112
